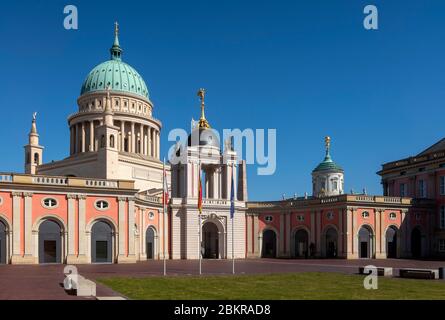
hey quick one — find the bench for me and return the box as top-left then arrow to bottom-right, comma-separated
399,268 -> 439,280
358,267 -> 393,277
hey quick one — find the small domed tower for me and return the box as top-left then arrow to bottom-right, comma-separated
24,112 -> 44,175
312,136 -> 344,197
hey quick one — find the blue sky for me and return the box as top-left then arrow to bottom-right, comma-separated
0,0 -> 444,200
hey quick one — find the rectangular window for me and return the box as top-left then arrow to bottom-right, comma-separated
400,183 -> 406,197
440,176 -> 445,196
439,239 -> 445,252
419,180 -> 427,198
441,206 -> 445,230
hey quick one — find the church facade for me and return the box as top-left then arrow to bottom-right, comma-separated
0,25 -> 443,264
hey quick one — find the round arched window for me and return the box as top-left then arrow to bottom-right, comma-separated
42,198 -> 58,209
95,200 -> 109,210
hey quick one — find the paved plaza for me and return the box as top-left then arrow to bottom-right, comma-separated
1,259 -> 445,300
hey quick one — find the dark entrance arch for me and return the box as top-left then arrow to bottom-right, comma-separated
386,226 -> 398,258
325,228 -> 338,258
411,227 -> 422,258
262,229 -> 277,258
202,222 -> 219,259
38,220 -> 62,264
294,229 -> 308,258
146,227 -> 155,259
91,221 -> 113,263
359,226 -> 373,258
0,221 -> 6,264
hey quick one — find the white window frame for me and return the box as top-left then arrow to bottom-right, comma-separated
389,212 -> 397,220
148,211 -> 155,220
42,198 -> 58,209
95,200 -> 110,211
265,215 -> 273,223
362,211 -> 370,219
439,239 -> 445,252
440,176 -> 445,196
440,206 -> 445,230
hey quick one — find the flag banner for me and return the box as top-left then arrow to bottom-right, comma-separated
163,166 -> 169,206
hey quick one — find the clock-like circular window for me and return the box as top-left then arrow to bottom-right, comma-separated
95,200 -> 109,210
148,212 -> 155,220
265,215 -> 273,223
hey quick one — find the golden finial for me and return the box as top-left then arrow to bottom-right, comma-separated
325,136 -> 331,150
197,88 -> 210,129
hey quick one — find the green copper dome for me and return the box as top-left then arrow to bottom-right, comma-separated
80,23 -> 149,100
313,153 -> 343,172
313,137 -> 343,172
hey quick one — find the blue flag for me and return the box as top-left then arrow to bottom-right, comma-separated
230,168 -> 235,219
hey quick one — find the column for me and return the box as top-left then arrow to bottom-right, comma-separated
285,213 -> 291,257
67,194 -> 76,260
346,208 -> 353,258
118,198 -> 126,258
352,208 -> 358,257
12,192 -> 22,259
338,208 -> 343,257
148,127 -> 152,157
246,215 -> 252,256
253,214 -> 259,256
310,211 -> 315,252
24,193 -> 33,257
89,121 -> 94,152
139,124 -> 143,154
120,121 -> 125,152
157,131 -> 160,159
81,122 -> 86,153
375,209 -> 381,258
131,122 -> 135,153
128,199 -> 135,258
78,195 -> 87,261
70,126 -> 74,154
316,210 -> 321,256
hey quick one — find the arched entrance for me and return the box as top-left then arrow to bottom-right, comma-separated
202,222 -> 219,259
294,229 -> 309,258
359,225 -> 373,259
38,220 -> 62,264
262,229 -> 277,258
386,226 -> 398,258
91,220 -> 113,263
325,228 -> 338,258
146,227 -> 155,259
411,227 -> 422,258
0,220 -> 6,264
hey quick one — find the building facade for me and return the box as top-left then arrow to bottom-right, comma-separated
0,24 -> 442,264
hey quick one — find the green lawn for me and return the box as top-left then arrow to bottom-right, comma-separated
98,272 -> 445,300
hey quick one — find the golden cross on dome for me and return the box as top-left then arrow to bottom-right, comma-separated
325,136 -> 331,153
114,21 -> 119,36
197,88 -> 210,128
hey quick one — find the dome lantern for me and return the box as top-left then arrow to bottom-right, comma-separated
110,22 -> 123,61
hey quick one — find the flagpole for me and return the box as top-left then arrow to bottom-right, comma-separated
231,163 -> 235,274
163,158 -> 166,276
199,160 -> 202,275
